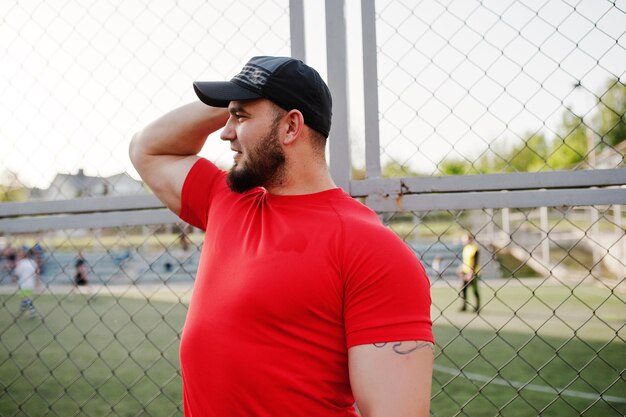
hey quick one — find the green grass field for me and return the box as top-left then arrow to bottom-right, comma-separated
431,281 -> 626,417
0,294 -> 187,417
0,280 -> 624,417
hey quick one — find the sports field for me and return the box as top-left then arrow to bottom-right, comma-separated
0,280 -> 624,417
430,280 -> 626,416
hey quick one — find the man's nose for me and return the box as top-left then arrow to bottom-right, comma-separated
220,119 -> 236,142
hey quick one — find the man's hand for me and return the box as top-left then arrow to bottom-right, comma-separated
349,340 -> 434,417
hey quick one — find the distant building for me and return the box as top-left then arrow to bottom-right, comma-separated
42,169 -> 146,200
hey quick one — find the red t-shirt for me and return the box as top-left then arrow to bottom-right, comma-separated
178,158 -> 433,417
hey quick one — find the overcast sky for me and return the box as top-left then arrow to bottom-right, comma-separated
1,0 -> 624,189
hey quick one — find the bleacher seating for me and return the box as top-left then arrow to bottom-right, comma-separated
2,239 -> 501,287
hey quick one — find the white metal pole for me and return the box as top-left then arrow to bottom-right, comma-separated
540,206 -> 550,270
289,0 -> 306,61
325,0 -> 351,192
361,0 -> 382,179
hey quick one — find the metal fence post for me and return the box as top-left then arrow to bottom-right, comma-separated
289,0 -> 306,61
325,0 -> 351,192
361,0 -> 382,179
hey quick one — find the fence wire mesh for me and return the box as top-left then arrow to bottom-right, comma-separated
1,0 -> 625,416
366,0 -> 626,180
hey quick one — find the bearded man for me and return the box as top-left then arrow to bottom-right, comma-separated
129,56 -> 433,417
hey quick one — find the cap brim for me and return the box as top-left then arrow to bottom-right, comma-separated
193,81 -> 262,108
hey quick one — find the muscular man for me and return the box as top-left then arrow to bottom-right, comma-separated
130,56 -> 433,417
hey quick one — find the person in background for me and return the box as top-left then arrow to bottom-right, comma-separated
32,243 -> 46,275
72,252 -> 89,292
459,233 -> 481,313
432,255 -> 443,281
13,247 -> 40,318
2,242 -> 17,276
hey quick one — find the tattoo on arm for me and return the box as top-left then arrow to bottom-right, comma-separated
373,341 -> 434,355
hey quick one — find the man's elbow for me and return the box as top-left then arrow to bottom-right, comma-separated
128,130 -> 149,171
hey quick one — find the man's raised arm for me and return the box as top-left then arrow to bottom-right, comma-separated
129,101 -> 229,214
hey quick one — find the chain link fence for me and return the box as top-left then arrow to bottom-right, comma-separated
1,0 -> 625,416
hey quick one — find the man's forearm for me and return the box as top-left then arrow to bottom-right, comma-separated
130,101 -> 229,159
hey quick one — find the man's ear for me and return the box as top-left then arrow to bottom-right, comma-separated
283,109 -> 305,145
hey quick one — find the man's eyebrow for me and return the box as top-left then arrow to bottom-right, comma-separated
228,105 -> 250,115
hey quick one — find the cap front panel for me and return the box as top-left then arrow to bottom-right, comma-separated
231,64 -> 272,94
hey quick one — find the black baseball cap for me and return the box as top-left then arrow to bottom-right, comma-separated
193,56 -> 333,138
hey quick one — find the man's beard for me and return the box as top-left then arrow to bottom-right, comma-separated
227,121 -> 286,193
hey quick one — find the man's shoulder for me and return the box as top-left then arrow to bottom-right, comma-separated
182,157 -> 228,193
331,198 -> 411,248
330,194 -> 378,221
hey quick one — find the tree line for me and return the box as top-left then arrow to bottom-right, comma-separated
354,77 -> 625,179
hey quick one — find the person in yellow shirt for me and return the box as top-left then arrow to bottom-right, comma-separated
459,233 -> 481,312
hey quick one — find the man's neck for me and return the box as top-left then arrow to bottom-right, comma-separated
266,165 -> 337,196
